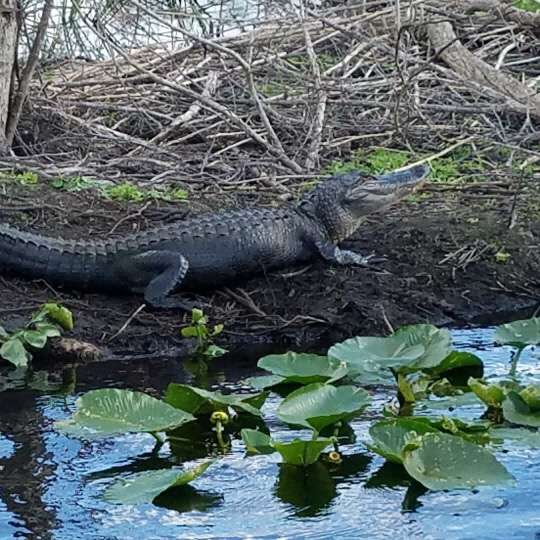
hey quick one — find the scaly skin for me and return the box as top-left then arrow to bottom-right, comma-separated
0,164 -> 430,308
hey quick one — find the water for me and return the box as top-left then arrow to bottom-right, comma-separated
1,327 -> 540,540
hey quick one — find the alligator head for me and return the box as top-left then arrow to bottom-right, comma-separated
297,163 -> 430,242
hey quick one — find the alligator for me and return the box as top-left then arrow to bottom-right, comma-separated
0,164 -> 429,309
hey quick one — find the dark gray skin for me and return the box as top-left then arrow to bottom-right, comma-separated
0,164 -> 429,309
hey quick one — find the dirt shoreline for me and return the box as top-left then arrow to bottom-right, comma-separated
0,179 -> 538,359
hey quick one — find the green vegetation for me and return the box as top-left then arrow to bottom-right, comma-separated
51,315 -> 540,506
180,308 -> 227,358
0,171 -> 39,185
0,303 -> 73,367
322,144 -> 504,185
514,0 -> 540,12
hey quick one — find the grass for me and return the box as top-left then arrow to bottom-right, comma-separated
323,145 -> 498,184
0,171 -> 188,204
513,0 -> 540,12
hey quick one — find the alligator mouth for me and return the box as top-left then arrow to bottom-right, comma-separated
374,163 -> 431,192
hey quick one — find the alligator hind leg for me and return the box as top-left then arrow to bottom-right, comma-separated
128,250 -> 192,309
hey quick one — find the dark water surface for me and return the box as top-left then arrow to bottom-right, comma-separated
1,328 -> 539,540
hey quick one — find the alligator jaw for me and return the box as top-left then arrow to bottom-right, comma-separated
371,163 -> 431,194
343,163 -> 430,218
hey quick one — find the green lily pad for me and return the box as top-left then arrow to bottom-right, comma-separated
244,375 -> 287,390
273,438 -> 333,466
277,383 -> 370,433
367,418 -> 439,464
468,378 -> 506,408
55,389 -> 195,438
519,385 -> 540,412
428,351 -> 484,384
503,391 -> 540,427
104,461 -> 213,504
164,383 -> 265,416
492,427 -> 540,448
257,352 -> 348,385
495,317 -> 540,348
403,432 -> 515,490
392,324 -> 452,371
328,324 -> 451,380
241,429 -> 275,455
328,337 -> 422,383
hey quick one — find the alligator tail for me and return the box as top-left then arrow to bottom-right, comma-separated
0,223 -> 107,289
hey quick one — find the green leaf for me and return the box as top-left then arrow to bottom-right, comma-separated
367,418 -> 439,464
0,338 -> 30,367
503,391 -> 540,427
428,351 -> 484,383
0,326 -> 9,340
104,462 -> 213,504
258,352 -> 348,384
244,375 -> 287,390
277,383 -> 370,433
392,324 -> 452,371
55,389 -> 195,438
164,383 -> 263,416
494,317 -> 540,348
21,330 -> 49,349
241,429 -> 275,455
181,326 -> 199,338
273,438 -> 333,466
328,335 -> 423,381
34,323 -> 62,338
519,385 -> 540,412
492,427 -> 540,448
403,432 -> 515,490
468,378 -> 505,408
37,303 -> 74,330
203,344 -> 228,358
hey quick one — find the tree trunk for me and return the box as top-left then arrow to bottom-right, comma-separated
0,0 -> 18,155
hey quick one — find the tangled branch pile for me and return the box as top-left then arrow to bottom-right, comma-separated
4,0 -> 540,197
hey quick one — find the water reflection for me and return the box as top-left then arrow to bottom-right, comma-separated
275,454 -> 372,517
0,389 -> 58,540
365,462 -> 428,513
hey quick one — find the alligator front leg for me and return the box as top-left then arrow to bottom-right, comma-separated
127,250 -> 192,309
315,240 -> 382,266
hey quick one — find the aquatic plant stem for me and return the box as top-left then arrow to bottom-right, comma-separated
215,420 -> 226,449
509,347 -> 525,377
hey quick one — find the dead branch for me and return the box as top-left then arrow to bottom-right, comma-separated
426,19 -> 540,119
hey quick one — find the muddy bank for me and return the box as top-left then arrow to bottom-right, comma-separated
0,177 -> 538,359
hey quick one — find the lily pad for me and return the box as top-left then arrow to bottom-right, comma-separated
468,378 -> 506,408
492,427 -> 540,448
257,352 -> 348,385
403,432 -> 515,490
519,385 -> 540,412
55,389 -> 195,438
392,324 -> 452,371
428,351 -> 483,384
244,375 -> 287,390
164,384 -> 265,416
328,324 -> 451,380
241,429 -> 275,455
503,391 -> 540,427
495,317 -> 540,348
277,383 -> 370,433
273,438 -> 333,466
367,418 -> 439,464
328,337 -> 422,383
104,461 -> 213,504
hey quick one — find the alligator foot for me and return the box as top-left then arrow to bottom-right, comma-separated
315,241 -> 385,267
126,250 -> 190,309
